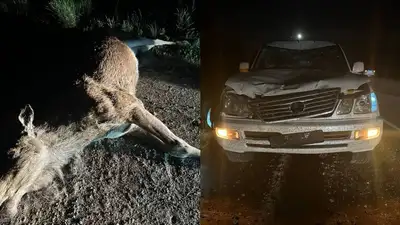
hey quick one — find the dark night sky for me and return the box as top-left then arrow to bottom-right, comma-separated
203,1 -> 396,30
202,1 -> 398,64
200,0 -> 399,101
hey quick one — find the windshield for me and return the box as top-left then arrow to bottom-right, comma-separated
253,45 -> 349,73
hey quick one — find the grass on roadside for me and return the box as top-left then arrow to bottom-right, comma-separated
0,0 -> 200,65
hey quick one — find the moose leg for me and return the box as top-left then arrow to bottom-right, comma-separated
129,103 -> 200,158
84,77 -> 200,158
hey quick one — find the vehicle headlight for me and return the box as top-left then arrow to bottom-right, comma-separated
354,93 -> 371,114
336,98 -> 354,115
222,93 -> 251,117
336,92 -> 378,115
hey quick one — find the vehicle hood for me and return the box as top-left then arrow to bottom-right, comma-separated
225,69 -> 370,98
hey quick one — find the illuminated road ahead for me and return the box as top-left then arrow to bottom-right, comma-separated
201,92 -> 400,225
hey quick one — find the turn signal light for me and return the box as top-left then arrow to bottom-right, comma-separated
354,127 -> 381,140
215,127 -> 239,140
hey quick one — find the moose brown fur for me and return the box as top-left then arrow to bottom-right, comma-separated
0,36 -> 200,217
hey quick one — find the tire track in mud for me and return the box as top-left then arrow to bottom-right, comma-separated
214,152 -> 291,224
273,154 -> 330,224
200,144 -> 291,224
261,154 -> 292,223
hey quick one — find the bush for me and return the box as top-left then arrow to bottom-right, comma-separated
151,38 -> 200,66
175,7 -> 197,39
146,22 -> 166,38
47,0 -> 92,28
179,38 -> 200,65
121,10 -> 144,36
146,6 -> 199,66
2,1 -> 200,66
85,10 -> 167,40
0,0 -> 29,15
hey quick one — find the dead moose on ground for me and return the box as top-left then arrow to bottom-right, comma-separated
0,17 -> 200,217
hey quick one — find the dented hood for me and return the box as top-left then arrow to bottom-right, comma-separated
225,69 -> 370,98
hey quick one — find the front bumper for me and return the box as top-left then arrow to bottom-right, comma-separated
215,116 -> 383,154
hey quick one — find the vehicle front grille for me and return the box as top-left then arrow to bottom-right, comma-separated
244,131 -> 351,141
248,88 -> 340,122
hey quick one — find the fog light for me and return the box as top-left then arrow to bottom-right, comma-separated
215,127 -> 239,140
354,127 -> 381,140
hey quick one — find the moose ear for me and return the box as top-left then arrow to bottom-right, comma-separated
18,104 -> 35,137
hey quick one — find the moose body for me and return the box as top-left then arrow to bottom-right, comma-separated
0,17 -> 199,217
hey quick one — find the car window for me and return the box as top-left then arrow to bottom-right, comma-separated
254,45 -> 349,73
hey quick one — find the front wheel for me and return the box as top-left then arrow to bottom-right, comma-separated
350,151 -> 373,164
224,151 -> 254,163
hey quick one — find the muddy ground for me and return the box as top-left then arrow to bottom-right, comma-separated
201,121 -> 400,225
1,61 -> 201,225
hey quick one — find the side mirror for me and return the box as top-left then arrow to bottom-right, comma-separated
364,69 -> 376,77
352,61 -> 364,74
239,62 -> 249,72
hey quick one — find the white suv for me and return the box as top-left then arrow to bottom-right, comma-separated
210,41 -> 383,163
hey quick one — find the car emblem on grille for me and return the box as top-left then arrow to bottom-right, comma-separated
290,101 -> 305,113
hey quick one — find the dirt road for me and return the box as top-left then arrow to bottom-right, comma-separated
201,121 -> 400,225
2,68 -> 201,225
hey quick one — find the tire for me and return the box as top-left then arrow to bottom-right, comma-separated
350,151 -> 373,164
224,151 -> 254,163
